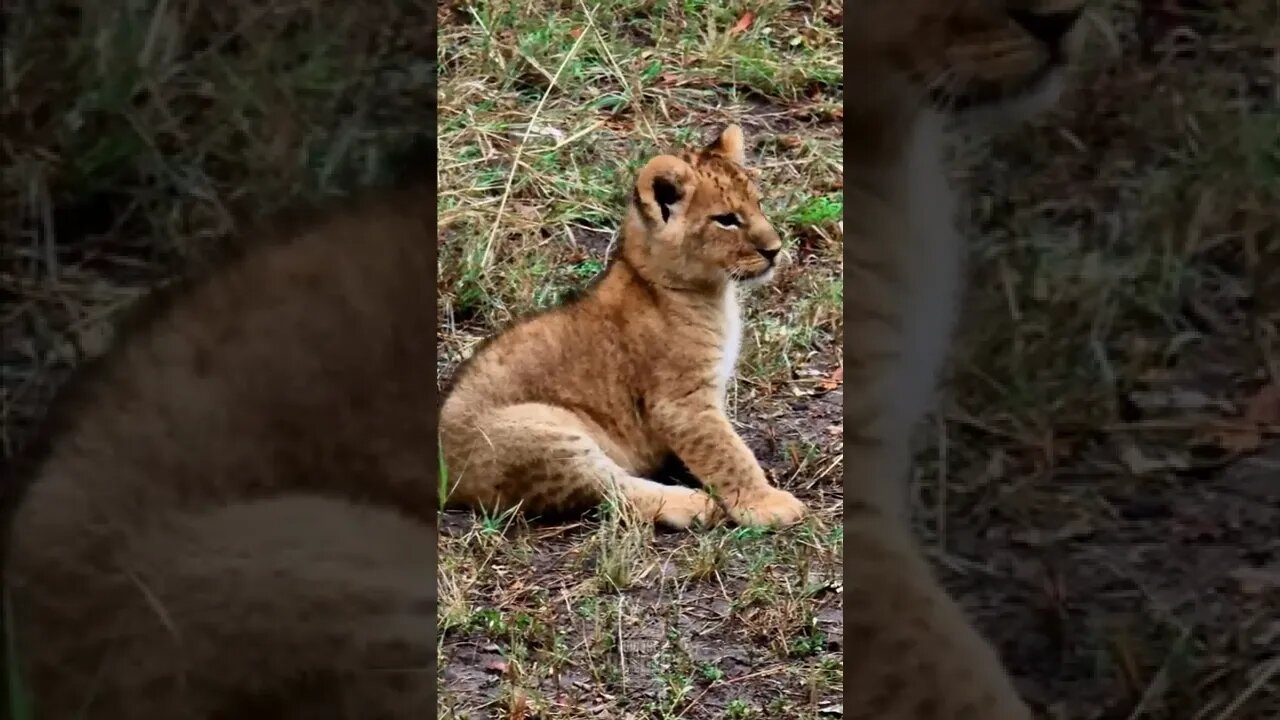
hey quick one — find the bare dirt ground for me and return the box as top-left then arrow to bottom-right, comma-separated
2,0 -> 1277,718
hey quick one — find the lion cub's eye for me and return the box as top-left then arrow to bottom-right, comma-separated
711,213 -> 741,228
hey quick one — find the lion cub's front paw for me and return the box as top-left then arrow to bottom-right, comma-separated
654,487 -> 724,530
727,486 -> 807,528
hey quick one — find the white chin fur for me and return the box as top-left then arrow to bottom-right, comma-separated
954,69 -> 1065,131
740,266 -> 775,286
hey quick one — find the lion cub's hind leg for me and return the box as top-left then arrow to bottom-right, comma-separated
446,402 -> 721,529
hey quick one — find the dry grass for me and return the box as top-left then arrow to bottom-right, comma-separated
2,0 -> 1278,718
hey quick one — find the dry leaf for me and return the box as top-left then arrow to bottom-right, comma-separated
730,11 -> 754,34
569,27 -> 584,38
1200,424 -> 1264,456
484,659 -> 508,674
818,365 -> 843,391
1192,383 -> 1280,456
1244,383 -> 1280,425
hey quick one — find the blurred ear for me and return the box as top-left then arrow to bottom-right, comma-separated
705,124 -> 746,166
634,154 -> 696,225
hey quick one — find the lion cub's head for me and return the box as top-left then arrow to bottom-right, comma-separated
623,125 -> 782,290
852,0 -> 1088,121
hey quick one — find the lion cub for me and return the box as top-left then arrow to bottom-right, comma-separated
440,125 -> 806,529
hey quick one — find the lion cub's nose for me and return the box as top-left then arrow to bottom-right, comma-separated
758,247 -> 780,263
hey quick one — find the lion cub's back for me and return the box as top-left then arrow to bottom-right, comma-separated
439,267 -> 681,470
444,307 -> 631,430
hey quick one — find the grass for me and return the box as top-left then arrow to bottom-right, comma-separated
2,0 -> 1279,718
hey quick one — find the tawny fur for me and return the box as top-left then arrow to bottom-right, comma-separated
3,191 -> 437,718
843,1 -> 1086,718
439,125 -> 808,529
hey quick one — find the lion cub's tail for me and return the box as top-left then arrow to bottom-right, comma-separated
6,494 -> 432,719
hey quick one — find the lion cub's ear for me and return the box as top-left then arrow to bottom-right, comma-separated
705,124 -> 747,166
635,154 -> 696,225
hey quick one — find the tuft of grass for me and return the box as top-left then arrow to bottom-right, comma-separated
587,495 -> 652,593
